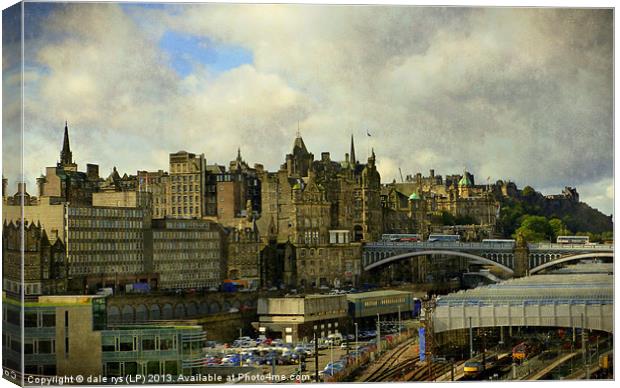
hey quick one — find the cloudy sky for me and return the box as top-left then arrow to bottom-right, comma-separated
2,2 -> 613,215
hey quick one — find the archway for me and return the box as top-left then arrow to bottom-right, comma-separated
364,250 -> 514,275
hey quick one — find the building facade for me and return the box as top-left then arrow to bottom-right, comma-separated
255,294 -> 349,343
2,221 -> 66,297
152,219 -> 224,290
256,135 -> 383,288
2,294 -> 206,380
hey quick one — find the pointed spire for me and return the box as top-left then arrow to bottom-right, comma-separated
350,134 -> 356,165
237,147 -> 242,161
60,121 -> 73,166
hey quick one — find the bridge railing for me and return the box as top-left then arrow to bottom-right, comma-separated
528,243 -> 613,251
364,241 -> 515,250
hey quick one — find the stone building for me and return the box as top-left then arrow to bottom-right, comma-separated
3,200 -> 156,292
204,149 -> 261,225
2,220 -> 66,297
224,209 -> 261,286
35,122 -> 102,206
166,151 -> 206,219
256,134 -> 381,288
382,169 -> 498,239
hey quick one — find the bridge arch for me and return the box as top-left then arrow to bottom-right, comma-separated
529,252 -> 614,274
364,250 -> 514,275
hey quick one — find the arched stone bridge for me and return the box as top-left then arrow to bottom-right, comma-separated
106,292 -> 258,324
363,241 -> 613,277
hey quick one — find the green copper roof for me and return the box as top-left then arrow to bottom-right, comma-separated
458,173 -> 472,187
292,183 -> 301,190
409,192 -> 420,200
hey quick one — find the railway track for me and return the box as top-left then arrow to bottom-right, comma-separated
365,338 -> 417,382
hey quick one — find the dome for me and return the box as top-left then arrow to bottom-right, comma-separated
409,192 -> 420,200
458,173 -> 472,187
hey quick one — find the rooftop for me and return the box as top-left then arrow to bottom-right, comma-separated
437,271 -> 612,306
346,289 -> 413,300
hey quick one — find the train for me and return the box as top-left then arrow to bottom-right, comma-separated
556,235 -> 590,244
599,354 -> 613,370
463,361 -> 483,376
381,234 -> 422,242
427,234 -> 460,242
512,340 -> 541,361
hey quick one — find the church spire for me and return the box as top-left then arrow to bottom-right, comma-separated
60,121 -> 73,166
350,134 -> 356,165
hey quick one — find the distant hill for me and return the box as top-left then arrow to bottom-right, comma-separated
497,184 -> 613,237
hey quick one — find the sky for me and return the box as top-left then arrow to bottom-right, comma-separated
1,2 -> 614,216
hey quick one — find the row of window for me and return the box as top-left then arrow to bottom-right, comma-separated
69,264 -> 142,274
171,207 -> 200,215
69,208 -> 143,218
104,360 -> 178,377
4,280 -> 43,296
70,242 -> 142,251
68,219 -> 143,229
24,311 -> 56,328
171,185 -> 200,193
154,262 -> 220,271
70,253 -> 142,263
69,231 -> 141,240
153,245 -> 220,254
102,334 -> 177,353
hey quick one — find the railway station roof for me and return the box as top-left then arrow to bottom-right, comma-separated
436,270 -> 612,306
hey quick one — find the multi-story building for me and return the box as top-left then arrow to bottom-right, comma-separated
224,214 -> 261,286
204,149 -> 261,226
3,198 -> 156,292
256,134 -> 382,288
382,169 -> 498,239
2,294 -> 206,380
2,221 -> 66,297
167,151 -> 206,219
152,219 -> 224,290
136,170 -> 169,219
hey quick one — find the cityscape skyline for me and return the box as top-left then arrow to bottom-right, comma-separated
2,3 -> 613,216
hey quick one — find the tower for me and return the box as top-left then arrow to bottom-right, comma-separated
350,134 -> 356,166
59,122 -> 77,172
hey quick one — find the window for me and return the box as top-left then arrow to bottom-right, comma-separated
164,360 -> 178,375
102,336 -> 116,352
146,361 -> 160,375
160,336 -> 174,350
142,337 -> 156,351
24,312 -> 37,327
24,341 -> 34,354
106,362 -> 121,377
119,336 -> 134,352
38,340 -> 54,354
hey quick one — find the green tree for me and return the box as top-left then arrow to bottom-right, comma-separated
513,215 -> 553,242
549,218 -> 571,240
521,186 -> 536,197
455,215 -> 477,225
441,211 -> 456,225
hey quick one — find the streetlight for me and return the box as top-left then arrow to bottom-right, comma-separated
354,322 -> 359,364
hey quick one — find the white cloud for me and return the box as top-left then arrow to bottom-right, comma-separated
4,4 -> 613,218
